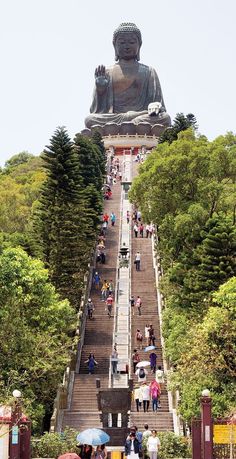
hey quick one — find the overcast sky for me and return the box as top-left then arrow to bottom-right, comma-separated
0,0 -> 235,166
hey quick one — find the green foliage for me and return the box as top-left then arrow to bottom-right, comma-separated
172,286 -> 236,421
4,151 -> 35,170
130,130 -> 236,422
91,130 -> 107,177
0,156 -> 45,236
159,113 -> 198,144
33,127 -> 99,307
74,133 -> 104,191
0,247 -> 76,432
158,431 -> 191,458
213,275 -> 236,307
31,428 -> 79,458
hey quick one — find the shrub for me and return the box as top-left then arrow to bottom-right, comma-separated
142,431 -> 191,458
31,428 -> 79,458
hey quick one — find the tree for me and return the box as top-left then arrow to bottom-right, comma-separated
4,151 -> 35,170
74,133 -> 104,191
194,217 -> 236,293
130,130 -> 236,423
33,127 -> 97,307
0,177 -> 29,233
91,130 -> 107,177
0,247 -> 75,432
0,156 -> 45,252
159,113 -> 198,144
130,130 -> 236,253
170,278 -> 236,422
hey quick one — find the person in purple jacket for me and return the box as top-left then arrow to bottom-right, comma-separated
149,352 -> 157,373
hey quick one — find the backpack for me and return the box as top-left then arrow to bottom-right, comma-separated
137,332 -> 143,341
151,386 -> 158,399
139,368 -> 145,378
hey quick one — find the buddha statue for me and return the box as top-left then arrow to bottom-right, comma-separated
84,23 -> 171,136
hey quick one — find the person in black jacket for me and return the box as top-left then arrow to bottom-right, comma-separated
125,432 -> 140,459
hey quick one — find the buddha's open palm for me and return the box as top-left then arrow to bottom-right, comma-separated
95,65 -> 109,88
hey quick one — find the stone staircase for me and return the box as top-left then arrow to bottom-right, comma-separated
62,156 -> 174,438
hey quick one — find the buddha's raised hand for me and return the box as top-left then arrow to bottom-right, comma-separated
95,65 -> 109,92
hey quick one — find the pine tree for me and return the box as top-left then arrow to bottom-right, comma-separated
33,127 -> 96,308
181,217 -> 236,307
91,130 -> 107,177
197,217 -> 236,292
159,113 -> 198,144
74,133 -> 103,191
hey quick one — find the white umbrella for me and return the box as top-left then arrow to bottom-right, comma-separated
136,360 -> 150,368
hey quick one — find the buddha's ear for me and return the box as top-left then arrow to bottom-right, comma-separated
136,47 -> 141,61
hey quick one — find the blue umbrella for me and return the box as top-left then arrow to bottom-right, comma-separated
77,428 -> 110,446
144,345 -> 157,352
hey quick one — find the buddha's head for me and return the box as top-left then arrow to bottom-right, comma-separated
113,22 -> 142,62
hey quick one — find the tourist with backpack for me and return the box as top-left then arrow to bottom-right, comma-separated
135,366 -> 148,383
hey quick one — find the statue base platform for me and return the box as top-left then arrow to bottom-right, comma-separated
101,134 -> 159,155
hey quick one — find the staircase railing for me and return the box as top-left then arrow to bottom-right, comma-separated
152,234 -> 182,435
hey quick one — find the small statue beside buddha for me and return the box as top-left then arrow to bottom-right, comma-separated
84,22 -> 171,136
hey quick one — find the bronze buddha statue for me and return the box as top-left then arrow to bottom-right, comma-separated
84,23 -> 171,136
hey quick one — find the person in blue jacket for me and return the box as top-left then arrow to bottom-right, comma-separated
125,432 -> 140,459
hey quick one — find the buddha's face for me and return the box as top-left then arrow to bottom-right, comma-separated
115,32 -> 140,61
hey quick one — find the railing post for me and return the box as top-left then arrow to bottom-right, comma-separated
201,390 -> 213,459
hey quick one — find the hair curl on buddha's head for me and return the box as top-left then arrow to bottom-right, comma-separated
113,22 -> 142,61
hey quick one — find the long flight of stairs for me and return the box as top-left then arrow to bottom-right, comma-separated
62,157 -> 174,437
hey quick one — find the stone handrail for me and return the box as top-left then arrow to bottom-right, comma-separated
152,234 -> 182,436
